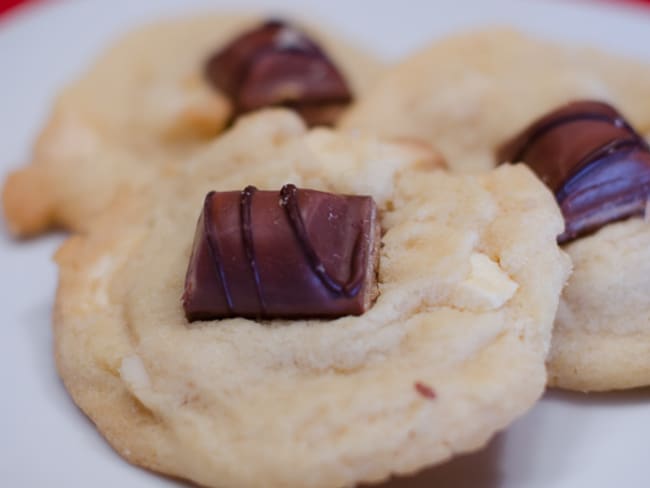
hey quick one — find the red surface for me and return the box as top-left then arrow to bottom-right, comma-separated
0,0 -> 34,16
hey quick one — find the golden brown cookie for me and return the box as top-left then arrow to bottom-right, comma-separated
497,100 -> 650,392
548,218 -> 650,391
2,15 -> 382,237
344,28 -> 650,392
54,110 -> 569,487
341,28 -> 650,172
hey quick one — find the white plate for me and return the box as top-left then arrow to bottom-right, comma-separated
1,0 -> 649,486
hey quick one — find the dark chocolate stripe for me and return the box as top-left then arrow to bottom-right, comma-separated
280,184 -> 364,297
204,192 -> 234,314
555,139 -> 644,204
240,186 -> 266,316
556,138 -> 644,203
511,112 -> 634,164
578,136 -> 643,172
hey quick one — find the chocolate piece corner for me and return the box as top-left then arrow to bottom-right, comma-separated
498,100 -> 650,244
204,19 -> 353,127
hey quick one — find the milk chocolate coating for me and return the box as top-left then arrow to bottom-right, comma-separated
204,19 -> 353,126
497,100 -> 650,243
183,185 -> 379,321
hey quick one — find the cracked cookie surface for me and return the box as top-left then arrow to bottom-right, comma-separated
54,110 -> 569,487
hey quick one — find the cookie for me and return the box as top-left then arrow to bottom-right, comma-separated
548,219 -> 650,391
497,100 -> 650,391
2,15 -> 382,237
54,110 -> 569,487
343,29 -> 650,391
341,28 -> 650,173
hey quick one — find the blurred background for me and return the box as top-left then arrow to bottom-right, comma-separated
3,0 -> 650,17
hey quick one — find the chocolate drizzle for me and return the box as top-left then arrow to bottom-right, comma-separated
279,184 -> 365,297
183,185 -> 379,321
506,112 -> 634,168
498,100 -> 650,244
204,192 -> 234,313
239,186 -> 266,315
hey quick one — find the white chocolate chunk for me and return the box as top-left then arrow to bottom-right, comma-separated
120,354 -> 151,391
450,253 -> 518,311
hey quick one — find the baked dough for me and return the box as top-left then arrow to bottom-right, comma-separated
344,28 -> 650,392
54,110 -> 569,487
342,28 -> 650,172
2,15 -> 382,237
548,218 -> 650,391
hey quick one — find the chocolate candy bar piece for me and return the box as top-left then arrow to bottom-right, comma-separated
183,185 -> 380,321
497,100 -> 650,244
204,19 -> 353,127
